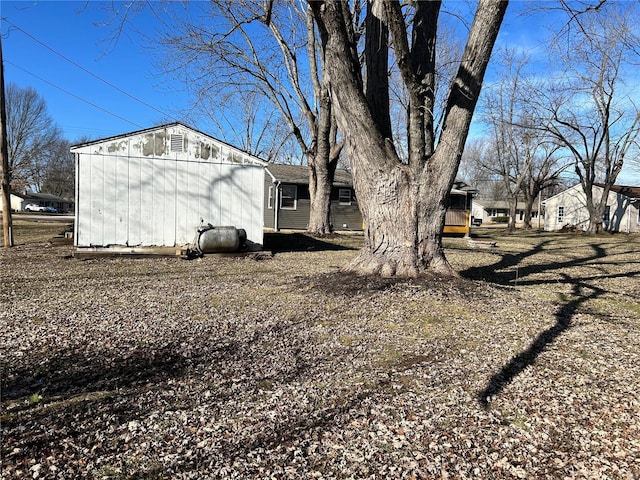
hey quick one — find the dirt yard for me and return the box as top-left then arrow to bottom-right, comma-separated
2,221 -> 639,479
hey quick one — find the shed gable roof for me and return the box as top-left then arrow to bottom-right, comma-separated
70,122 -> 267,166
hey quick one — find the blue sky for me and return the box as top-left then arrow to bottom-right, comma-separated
1,0 -> 188,141
0,1 -> 547,139
0,1 -> 638,183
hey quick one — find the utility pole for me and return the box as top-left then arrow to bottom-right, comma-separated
1,36 -> 14,247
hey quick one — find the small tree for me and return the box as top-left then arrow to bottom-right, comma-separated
519,142 -> 566,229
40,138 -> 75,199
479,48 -> 534,231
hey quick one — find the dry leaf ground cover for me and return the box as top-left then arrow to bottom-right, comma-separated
1,220 -> 639,479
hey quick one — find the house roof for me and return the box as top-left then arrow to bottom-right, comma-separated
13,191 -> 72,203
265,164 -> 354,187
474,200 -> 510,209
596,183 -> 640,199
544,183 -> 640,203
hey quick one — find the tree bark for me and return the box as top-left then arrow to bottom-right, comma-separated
313,0 -> 507,277
307,155 -> 337,234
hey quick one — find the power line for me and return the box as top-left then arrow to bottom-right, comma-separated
4,60 -> 144,129
4,19 -> 171,120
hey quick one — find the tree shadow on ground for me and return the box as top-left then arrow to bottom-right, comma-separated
477,274 -> 605,408
2,344 -> 188,403
463,238 -> 639,408
1,308 -> 429,476
2,316 -> 311,406
459,240 -> 610,286
263,232 -> 359,253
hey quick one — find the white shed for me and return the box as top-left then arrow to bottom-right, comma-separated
543,183 -> 640,233
71,123 -> 267,252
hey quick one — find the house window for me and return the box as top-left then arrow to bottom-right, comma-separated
603,205 -> 610,223
268,186 -> 274,209
557,206 -> 565,224
339,188 -> 351,205
170,134 -> 184,152
280,185 -> 297,210
488,209 -> 498,217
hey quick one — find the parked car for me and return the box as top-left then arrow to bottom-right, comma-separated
24,203 -> 47,212
44,206 -> 57,213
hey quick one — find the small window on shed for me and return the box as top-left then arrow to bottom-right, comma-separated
557,205 -> 565,224
170,134 -> 184,153
339,188 -> 352,205
603,205 -> 610,223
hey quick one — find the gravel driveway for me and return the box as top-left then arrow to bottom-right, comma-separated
2,225 -> 639,479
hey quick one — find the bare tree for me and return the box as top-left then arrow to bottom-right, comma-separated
479,48 -> 535,231
40,138 -> 75,199
519,142 -> 566,229
197,91 -> 296,164
311,0 -> 508,277
533,1 -> 640,234
141,0 -> 343,234
5,83 -> 62,191
458,138 -> 487,188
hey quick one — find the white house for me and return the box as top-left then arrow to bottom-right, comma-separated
543,183 -> 640,233
71,123 -> 267,252
471,199 -> 542,227
0,191 -> 74,213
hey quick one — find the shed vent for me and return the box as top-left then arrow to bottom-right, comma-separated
170,134 -> 184,152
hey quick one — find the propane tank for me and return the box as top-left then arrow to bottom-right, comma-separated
195,225 -> 247,254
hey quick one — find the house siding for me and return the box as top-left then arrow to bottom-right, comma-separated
331,201 -> 363,230
544,184 -> 640,233
264,184 -> 362,231
264,166 -> 363,231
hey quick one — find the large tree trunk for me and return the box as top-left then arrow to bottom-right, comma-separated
581,176 -> 607,234
312,0 -> 507,277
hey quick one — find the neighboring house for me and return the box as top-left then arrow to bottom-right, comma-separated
264,164 -> 476,234
71,123 -> 267,251
264,164 -> 362,231
543,183 -> 640,233
472,199 -> 543,227
0,191 -> 73,213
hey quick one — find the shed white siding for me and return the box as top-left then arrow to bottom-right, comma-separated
73,124 -> 266,249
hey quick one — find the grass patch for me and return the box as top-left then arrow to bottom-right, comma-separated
1,219 -> 71,246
